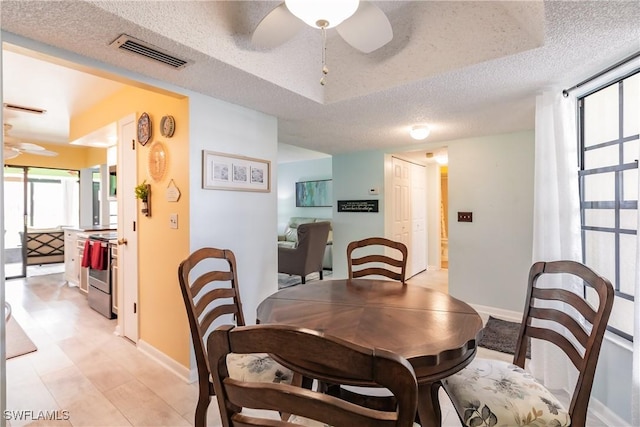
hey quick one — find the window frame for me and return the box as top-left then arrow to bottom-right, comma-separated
577,68 -> 639,342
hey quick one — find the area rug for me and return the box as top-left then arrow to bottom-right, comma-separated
278,270 -> 332,289
6,317 -> 37,359
479,316 -> 530,358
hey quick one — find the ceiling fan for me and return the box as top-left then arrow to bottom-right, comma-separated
3,124 -> 58,160
252,0 -> 393,53
252,0 -> 393,84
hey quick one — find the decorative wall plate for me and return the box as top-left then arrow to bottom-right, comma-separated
148,141 -> 167,182
160,115 -> 175,138
137,112 -> 152,146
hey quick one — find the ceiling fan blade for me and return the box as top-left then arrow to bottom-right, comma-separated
28,149 -> 58,157
3,146 -> 20,160
10,142 -> 46,152
336,1 -> 393,53
252,3 -> 304,49
5,140 -> 59,157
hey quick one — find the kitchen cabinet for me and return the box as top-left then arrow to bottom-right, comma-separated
76,235 -> 89,294
64,230 -> 89,294
63,226 -> 115,294
63,230 -> 78,286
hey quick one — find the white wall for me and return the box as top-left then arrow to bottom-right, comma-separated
592,337 -> 633,422
426,163 -> 442,270
330,132 -> 534,314
448,131 -> 535,312
332,150 -> 386,278
79,168 -> 95,226
188,95 -> 278,326
277,158 -> 332,233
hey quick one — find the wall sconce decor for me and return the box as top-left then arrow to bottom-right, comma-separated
134,180 -> 151,217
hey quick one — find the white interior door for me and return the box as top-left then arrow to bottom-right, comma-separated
117,114 -> 139,342
391,157 -> 411,252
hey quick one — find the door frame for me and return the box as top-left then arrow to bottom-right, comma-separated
116,113 -> 139,342
3,166 -> 27,278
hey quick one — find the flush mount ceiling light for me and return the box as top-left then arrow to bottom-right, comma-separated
435,150 -> 448,165
426,149 -> 448,165
410,125 -> 430,140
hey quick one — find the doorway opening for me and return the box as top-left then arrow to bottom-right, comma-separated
3,166 -> 79,278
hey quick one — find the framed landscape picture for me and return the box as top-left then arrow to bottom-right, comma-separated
202,150 -> 270,192
296,179 -> 332,207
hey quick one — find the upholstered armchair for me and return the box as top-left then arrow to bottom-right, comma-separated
278,221 -> 330,284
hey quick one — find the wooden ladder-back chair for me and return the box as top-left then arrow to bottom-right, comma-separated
440,260 -> 614,427
178,248 -> 293,427
347,237 -> 408,283
208,323 -> 419,427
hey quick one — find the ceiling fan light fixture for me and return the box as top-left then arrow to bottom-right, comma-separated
285,0 -> 359,29
410,125 -> 430,140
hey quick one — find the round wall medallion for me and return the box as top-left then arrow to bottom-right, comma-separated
148,141 -> 168,182
160,115 -> 175,138
137,112 -> 152,146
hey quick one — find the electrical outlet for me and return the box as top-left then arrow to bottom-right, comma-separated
169,213 -> 178,229
458,212 -> 473,222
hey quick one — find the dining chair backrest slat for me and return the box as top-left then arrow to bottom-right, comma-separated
208,324 -> 419,427
347,237 -> 408,283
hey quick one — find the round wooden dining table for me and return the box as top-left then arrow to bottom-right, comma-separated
256,278 -> 483,427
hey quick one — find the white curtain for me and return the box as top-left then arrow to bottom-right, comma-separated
62,178 -> 79,227
531,90 -> 581,390
633,142 -> 640,426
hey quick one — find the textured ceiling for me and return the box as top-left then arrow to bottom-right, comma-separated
1,1 -> 639,157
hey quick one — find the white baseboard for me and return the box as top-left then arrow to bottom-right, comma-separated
589,397 -> 630,426
470,303 -> 522,322
137,339 -> 195,383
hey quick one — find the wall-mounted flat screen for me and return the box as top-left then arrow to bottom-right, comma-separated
295,179 -> 332,207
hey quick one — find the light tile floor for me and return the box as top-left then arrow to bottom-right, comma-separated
4,269 -> 605,426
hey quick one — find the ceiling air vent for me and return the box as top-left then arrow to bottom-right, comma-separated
3,103 -> 47,114
109,34 -> 191,69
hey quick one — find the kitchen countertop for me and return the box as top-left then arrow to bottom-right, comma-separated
63,225 -> 118,243
62,225 -> 117,232
89,232 -> 119,243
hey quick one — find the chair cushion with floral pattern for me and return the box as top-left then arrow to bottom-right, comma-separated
442,358 -> 570,427
226,353 -> 293,384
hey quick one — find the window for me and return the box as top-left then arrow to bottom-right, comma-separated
578,71 -> 639,341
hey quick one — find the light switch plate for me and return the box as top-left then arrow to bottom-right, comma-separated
458,212 -> 472,222
169,213 -> 178,229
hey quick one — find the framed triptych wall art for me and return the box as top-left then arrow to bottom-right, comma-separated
202,150 -> 271,192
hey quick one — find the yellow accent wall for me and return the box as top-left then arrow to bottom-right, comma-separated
5,143 -> 105,169
72,86 -> 191,368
